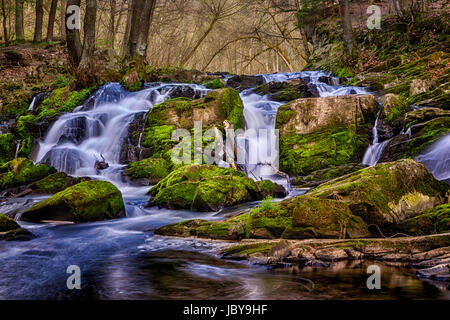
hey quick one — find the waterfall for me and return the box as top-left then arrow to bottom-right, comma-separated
34,83 -> 209,182
362,110 -> 392,166
14,140 -> 21,159
415,134 -> 450,183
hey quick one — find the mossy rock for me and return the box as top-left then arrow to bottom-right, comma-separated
399,204 -> 450,236
156,195 -> 370,240
292,164 -> 365,188
150,165 -> 264,212
0,213 -> 20,232
0,213 -> 34,241
279,127 -> 367,176
308,160 -> 449,226
256,180 -> 287,198
255,78 -> 310,102
21,180 -> 125,223
0,158 -> 56,191
124,158 -> 170,185
0,133 -> 16,164
405,108 -> 450,129
203,78 -> 225,89
30,172 -> 90,194
404,117 -> 450,158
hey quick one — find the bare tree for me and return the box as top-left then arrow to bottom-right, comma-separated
46,0 -> 58,42
33,0 -> 44,43
78,0 -> 97,72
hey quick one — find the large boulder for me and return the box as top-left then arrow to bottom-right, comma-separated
254,78 -> 312,102
276,94 -> 378,136
21,180 -> 125,223
397,204 -> 450,236
0,213 -> 34,241
226,75 -> 265,91
0,158 -> 56,191
124,158 -> 170,185
155,195 -> 370,240
30,172 -> 90,194
149,165 -> 285,212
307,160 -> 449,226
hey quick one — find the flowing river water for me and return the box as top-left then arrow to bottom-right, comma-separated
0,72 -> 449,300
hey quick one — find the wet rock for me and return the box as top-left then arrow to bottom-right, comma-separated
292,164 -> 365,188
0,213 -> 34,241
149,165 -> 281,212
405,107 -> 450,127
410,79 -> 433,96
226,75 -> 265,91
307,160 -> 449,226
276,95 -> 378,135
416,264 -> 450,282
21,180 -> 125,223
124,158 -> 170,186
254,78 -> 312,102
379,134 -> 409,163
376,118 -> 394,141
29,172 -> 91,194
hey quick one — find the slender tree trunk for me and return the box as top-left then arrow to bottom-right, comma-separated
46,0 -> 58,42
66,0 -> 82,67
339,0 -> 355,55
1,0 -> 8,44
126,0 -> 145,60
135,0 -> 156,59
108,0 -> 116,49
59,0 -> 67,39
78,0 -> 97,71
33,0 -> 44,43
121,1 -> 132,57
15,0 -> 24,41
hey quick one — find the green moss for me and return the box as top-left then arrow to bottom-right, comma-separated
401,204 -> 450,235
213,88 -> 244,129
279,127 -> 366,176
0,133 -> 16,164
0,213 -> 20,232
385,95 -> 410,126
32,172 -> 88,194
203,79 -> 225,89
308,160 -> 449,225
125,158 -> 170,183
22,180 -> 125,223
221,242 -> 278,256
0,158 -> 56,190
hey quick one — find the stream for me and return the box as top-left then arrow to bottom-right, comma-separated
0,72 -> 449,300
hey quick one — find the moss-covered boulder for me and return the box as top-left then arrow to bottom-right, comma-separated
124,158 -> 170,185
292,164 -> 365,188
0,213 -> 34,241
0,133 -> 16,164
308,160 -> 449,226
30,172 -> 90,194
203,78 -> 225,89
276,94 -> 377,176
256,180 -> 287,199
0,158 -> 56,191
279,127 -> 367,176
405,108 -> 450,129
149,165 -> 284,212
398,204 -> 450,236
21,180 -> 125,223
155,196 -> 370,240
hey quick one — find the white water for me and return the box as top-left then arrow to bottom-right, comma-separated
34,83 -> 209,184
416,134 -> 450,182
362,110 -> 392,166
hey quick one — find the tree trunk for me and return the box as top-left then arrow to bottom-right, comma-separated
339,0 -> 355,55
121,1 -> 132,57
125,0 -> 145,60
46,0 -> 58,42
33,0 -> 44,43
78,0 -> 97,72
66,0 -> 82,67
108,0 -> 116,49
1,0 -> 8,44
15,0 -> 24,41
59,0 -> 67,39
135,0 -> 156,59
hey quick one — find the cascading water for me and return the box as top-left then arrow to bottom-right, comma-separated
362,110 -> 392,166
415,134 -> 450,183
34,83 -> 209,183
3,72 -> 445,300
